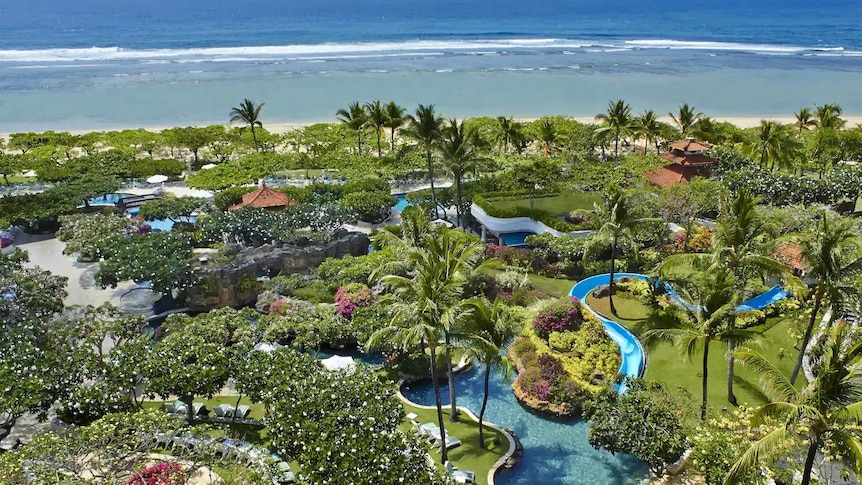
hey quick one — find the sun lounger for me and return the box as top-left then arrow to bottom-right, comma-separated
234,404 -> 251,419
213,404 -> 235,417
154,432 -> 174,448
436,435 -> 462,453
445,461 -> 475,484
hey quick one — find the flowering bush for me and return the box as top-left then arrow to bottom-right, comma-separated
126,462 -> 187,485
484,244 -> 537,270
334,283 -> 376,319
735,309 -> 766,328
532,297 -> 584,339
665,226 -> 713,253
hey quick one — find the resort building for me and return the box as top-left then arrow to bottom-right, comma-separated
228,182 -> 295,211
646,138 -> 717,187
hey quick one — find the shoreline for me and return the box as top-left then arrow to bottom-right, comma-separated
3,115 -> 861,139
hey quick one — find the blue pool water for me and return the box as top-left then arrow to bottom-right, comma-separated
393,194 -> 412,212
401,366 -> 649,484
86,192 -> 136,206
126,207 -> 196,232
499,232 -> 534,247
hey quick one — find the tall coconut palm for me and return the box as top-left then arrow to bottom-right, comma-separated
747,120 -> 799,171
727,323 -> 862,485
815,103 -> 846,130
336,101 -> 368,154
633,110 -> 663,158
794,107 -> 817,134
402,104 -> 444,218
595,99 -> 633,161
662,192 -> 801,406
438,118 -> 487,228
492,116 -> 523,154
383,101 -> 407,152
463,297 -> 517,448
365,100 -> 388,157
644,267 -> 757,420
535,118 -> 557,157
229,99 -> 265,152
787,211 -> 862,384
669,103 -> 703,136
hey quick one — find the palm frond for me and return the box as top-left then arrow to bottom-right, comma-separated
723,426 -> 790,485
733,347 -> 799,403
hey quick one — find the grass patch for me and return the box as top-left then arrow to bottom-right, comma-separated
400,403 -> 509,485
488,190 -> 601,217
585,293 -> 803,414
480,267 -> 576,299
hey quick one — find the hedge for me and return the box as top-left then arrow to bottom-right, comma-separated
473,190 -> 597,232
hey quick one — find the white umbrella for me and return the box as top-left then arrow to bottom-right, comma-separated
146,174 -> 168,184
253,342 -> 281,353
320,355 -> 356,373
200,163 -> 217,170
22,170 -> 37,178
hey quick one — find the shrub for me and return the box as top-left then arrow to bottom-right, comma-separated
126,158 -> 186,178
293,279 -> 335,304
498,286 -> 546,307
532,297 -> 584,339
58,382 -> 137,426
537,354 -> 566,382
267,273 -> 305,297
510,337 -> 537,357
484,244 -> 537,270
549,331 -> 579,353
334,283 -> 376,319
127,462 -> 187,485
735,309 -> 766,328
339,190 -> 396,223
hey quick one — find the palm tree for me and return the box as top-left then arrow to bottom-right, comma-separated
336,101 -> 368,154
794,107 -> 817,134
644,267 -> 756,420
535,118 -> 557,157
463,297 -> 517,448
383,101 -> 407,153
402,104 -> 444,218
669,103 -> 703,136
633,110 -> 663,159
229,99 -> 265,152
438,118 -> 487,228
727,323 -> 862,485
492,116 -> 523,154
587,186 -> 651,315
595,99 -> 633,161
365,100 -> 388,157
748,120 -> 799,171
787,211 -> 862,384
814,103 -> 846,130
662,192 -> 801,406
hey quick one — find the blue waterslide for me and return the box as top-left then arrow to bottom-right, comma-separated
738,285 -> 790,312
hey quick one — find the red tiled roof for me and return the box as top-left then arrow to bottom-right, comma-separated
773,244 -> 807,271
668,139 -> 712,152
228,182 -> 295,210
660,151 -> 717,166
645,163 -> 711,187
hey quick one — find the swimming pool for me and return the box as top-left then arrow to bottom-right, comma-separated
393,193 -> 412,212
401,366 -> 648,484
126,207 -> 196,232
86,192 -> 136,206
499,232 -> 535,247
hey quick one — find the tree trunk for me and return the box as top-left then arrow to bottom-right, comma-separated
357,132 -> 362,154
614,136 -> 620,162
376,129 -> 382,157
455,173 -> 463,228
609,234 -> 618,316
445,334 -> 458,421
391,128 -> 396,152
232,394 -> 243,423
727,342 -> 738,406
427,341 -> 448,463
185,396 -> 194,424
479,364 -> 490,448
701,338 -> 710,421
791,279 -> 824,384
800,436 -> 819,485
427,150 -> 439,219
251,125 -> 258,152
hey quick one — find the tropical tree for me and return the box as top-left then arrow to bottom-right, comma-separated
814,103 -> 846,130
669,103 -> 703,136
633,110 -> 663,157
492,116 -> 523,154
229,99 -> 265,152
787,211 -> 862,384
747,120 -> 800,171
644,267 -> 756,420
595,99 -> 633,161
794,107 -> 817,134
402,104 -> 444,218
365,100 -> 388,157
383,101 -> 407,152
535,118 -> 557,157
336,101 -> 368,154
463,297 -> 517,447
438,118 -> 487,228
727,323 -> 862,485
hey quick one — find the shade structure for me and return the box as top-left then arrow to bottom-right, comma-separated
22,170 -> 37,177
320,355 -> 356,373
200,163 -> 217,170
146,174 -> 168,184
253,342 -> 281,353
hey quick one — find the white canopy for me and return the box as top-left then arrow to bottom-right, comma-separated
146,174 -> 168,184
22,170 -> 37,178
320,355 -> 356,373
253,342 -> 281,353
200,163 -> 217,170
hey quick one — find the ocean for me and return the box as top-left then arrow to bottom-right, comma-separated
1,0 -> 861,131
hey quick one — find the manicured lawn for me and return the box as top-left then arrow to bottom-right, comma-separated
585,294 -> 804,415
488,190 -> 601,216
480,267 -> 576,298
400,403 -> 510,485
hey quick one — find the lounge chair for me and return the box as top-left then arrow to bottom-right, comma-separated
234,404 -> 251,419
436,435 -> 462,453
213,404 -> 235,418
193,402 -> 210,418
219,438 -> 240,458
444,461 -> 475,484
164,402 -> 177,414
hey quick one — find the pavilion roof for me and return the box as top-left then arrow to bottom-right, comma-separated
660,151 -> 717,166
645,163 -> 710,187
228,182 -> 294,210
668,139 -> 712,152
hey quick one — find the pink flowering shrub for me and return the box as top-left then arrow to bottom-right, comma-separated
532,297 -> 584,339
269,298 -> 291,316
484,244 -> 537,270
334,283 -> 376,319
126,462 -> 186,485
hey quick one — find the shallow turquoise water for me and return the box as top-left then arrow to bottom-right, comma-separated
393,194 -> 412,212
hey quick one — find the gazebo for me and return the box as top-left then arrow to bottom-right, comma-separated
646,138 -> 717,187
228,182 -> 295,211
